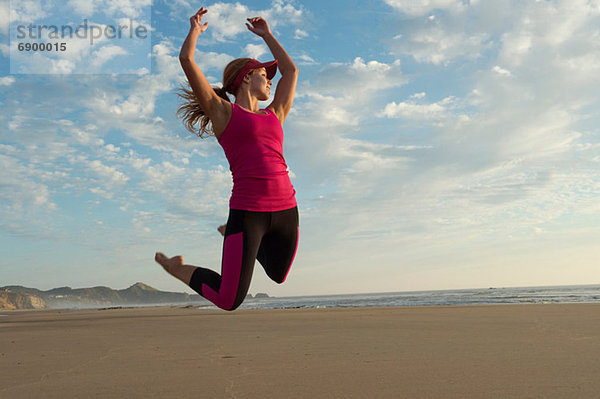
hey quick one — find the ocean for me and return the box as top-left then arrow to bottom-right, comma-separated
212,284 -> 600,310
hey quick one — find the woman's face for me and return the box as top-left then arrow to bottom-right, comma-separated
248,68 -> 272,101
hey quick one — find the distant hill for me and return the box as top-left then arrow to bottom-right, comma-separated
0,283 -> 210,309
0,290 -> 47,310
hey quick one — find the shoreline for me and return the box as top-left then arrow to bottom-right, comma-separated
2,303 -> 600,398
3,298 -> 600,313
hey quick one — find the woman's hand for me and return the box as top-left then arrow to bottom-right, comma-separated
190,7 -> 209,33
246,17 -> 271,37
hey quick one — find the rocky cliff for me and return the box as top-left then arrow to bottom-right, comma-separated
0,289 -> 47,310
1,283 -> 207,309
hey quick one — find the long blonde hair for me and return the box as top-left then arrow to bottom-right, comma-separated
176,58 -> 252,138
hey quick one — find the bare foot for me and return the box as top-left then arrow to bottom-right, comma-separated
155,252 -> 197,285
155,252 -> 184,275
217,224 -> 226,236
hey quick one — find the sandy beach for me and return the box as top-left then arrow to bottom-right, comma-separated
1,304 -> 599,398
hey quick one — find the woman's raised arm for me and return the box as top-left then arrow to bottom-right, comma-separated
179,8 -> 230,132
246,17 -> 298,124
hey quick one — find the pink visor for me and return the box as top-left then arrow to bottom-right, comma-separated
229,59 -> 278,93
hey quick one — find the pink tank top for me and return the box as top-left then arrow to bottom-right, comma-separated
218,103 -> 297,212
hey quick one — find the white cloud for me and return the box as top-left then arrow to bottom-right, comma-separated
104,0 -> 150,19
90,44 -> 128,69
384,0 -> 465,16
290,57 -> 406,136
66,0 -> 102,15
295,53 -> 317,65
244,43 -> 267,59
294,28 -> 308,39
296,93 -> 360,127
262,0 -> 303,26
203,2 -> 252,41
135,67 -> 150,76
75,157 -> 129,186
64,0 -> 150,18
152,41 -> 183,80
0,154 -> 54,208
193,50 -> 235,77
0,152 -> 58,238
492,65 -> 511,76
386,2 -> 523,65
89,186 -> 114,200
9,0 -> 49,23
392,22 -> 490,64
0,76 -> 15,86
104,144 -> 120,152
136,161 -> 232,223
378,96 -> 456,120
498,1 -> 600,79
77,43 -> 182,145
202,1 -> 303,42
49,59 -> 77,74
314,57 -> 405,95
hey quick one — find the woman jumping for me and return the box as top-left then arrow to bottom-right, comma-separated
155,7 -> 299,311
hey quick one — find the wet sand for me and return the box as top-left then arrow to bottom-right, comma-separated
1,304 -> 600,398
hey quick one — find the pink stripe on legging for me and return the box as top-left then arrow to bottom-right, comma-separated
280,226 -> 299,283
202,232 -> 243,310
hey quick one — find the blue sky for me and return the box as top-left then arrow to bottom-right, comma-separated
1,0 -> 599,296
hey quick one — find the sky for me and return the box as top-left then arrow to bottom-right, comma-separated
1,0 -> 599,297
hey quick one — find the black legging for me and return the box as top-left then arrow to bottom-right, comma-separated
189,206 -> 299,311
